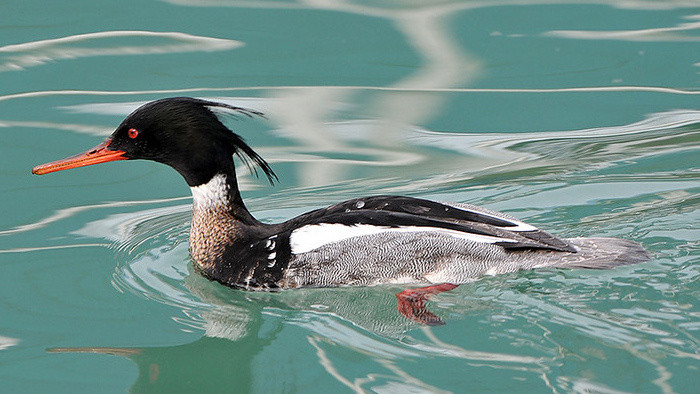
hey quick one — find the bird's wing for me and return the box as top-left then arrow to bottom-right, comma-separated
284,195 -> 575,254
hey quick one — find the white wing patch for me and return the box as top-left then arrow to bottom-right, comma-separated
289,223 -> 517,254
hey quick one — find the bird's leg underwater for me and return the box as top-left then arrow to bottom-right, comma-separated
395,283 -> 459,326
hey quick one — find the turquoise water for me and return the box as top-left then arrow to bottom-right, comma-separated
1,1 -> 698,392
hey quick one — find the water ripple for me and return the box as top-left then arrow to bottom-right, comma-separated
545,14 -> 700,42
0,335 -> 20,351
0,197 -> 188,236
1,85 -> 697,103
0,31 -> 242,72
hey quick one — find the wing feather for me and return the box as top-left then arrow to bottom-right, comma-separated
285,196 -> 575,253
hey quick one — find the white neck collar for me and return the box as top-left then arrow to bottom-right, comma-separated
190,173 -> 230,210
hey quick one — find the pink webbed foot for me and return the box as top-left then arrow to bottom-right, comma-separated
395,283 -> 458,326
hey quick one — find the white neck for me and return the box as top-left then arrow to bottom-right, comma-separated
190,173 -> 230,210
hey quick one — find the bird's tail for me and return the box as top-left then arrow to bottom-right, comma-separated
541,237 -> 650,270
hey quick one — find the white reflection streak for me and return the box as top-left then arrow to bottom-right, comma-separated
376,359 -> 451,394
526,297 -> 641,345
367,7 -> 482,144
420,326 -> 558,392
261,0 -> 483,185
160,0 -> 699,14
72,204 -> 190,245
0,85 -> 696,103
0,31 -> 242,72
0,336 -> 20,351
512,296 -> 677,393
308,335 -> 451,394
546,16 -> 700,41
287,309 -> 546,364
420,327 -> 542,363
409,110 -> 700,159
580,190 -> 695,226
0,244 -> 108,254
268,88 -> 350,186
0,120 -> 109,136
0,197 -> 189,236
283,312 -> 421,358
308,336 -> 364,394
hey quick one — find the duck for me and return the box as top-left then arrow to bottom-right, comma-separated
32,97 -> 650,324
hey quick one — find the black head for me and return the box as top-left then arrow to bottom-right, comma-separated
33,97 -> 277,187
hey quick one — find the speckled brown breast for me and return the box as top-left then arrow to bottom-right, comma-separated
189,205 -> 238,274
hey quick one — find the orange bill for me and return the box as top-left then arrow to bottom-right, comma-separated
32,139 -> 127,175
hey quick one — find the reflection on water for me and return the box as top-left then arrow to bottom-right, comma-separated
0,335 -> 19,351
545,14 -> 700,41
8,95 -> 697,204
14,96 -> 698,197
1,0 -> 698,391
0,31 -> 242,72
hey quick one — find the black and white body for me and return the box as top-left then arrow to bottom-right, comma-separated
33,97 -> 650,293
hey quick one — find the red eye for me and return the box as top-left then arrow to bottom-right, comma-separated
128,128 -> 139,139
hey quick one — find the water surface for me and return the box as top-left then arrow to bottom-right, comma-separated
0,1 -> 698,392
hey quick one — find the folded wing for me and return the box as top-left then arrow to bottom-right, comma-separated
285,196 -> 576,254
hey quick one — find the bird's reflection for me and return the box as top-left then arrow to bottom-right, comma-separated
48,266 -> 477,392
51,332 -> 272,392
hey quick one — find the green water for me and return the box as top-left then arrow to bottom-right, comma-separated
1,1 -> 698,392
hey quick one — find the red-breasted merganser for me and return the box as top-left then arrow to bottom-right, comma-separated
32,97 -> 649,325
